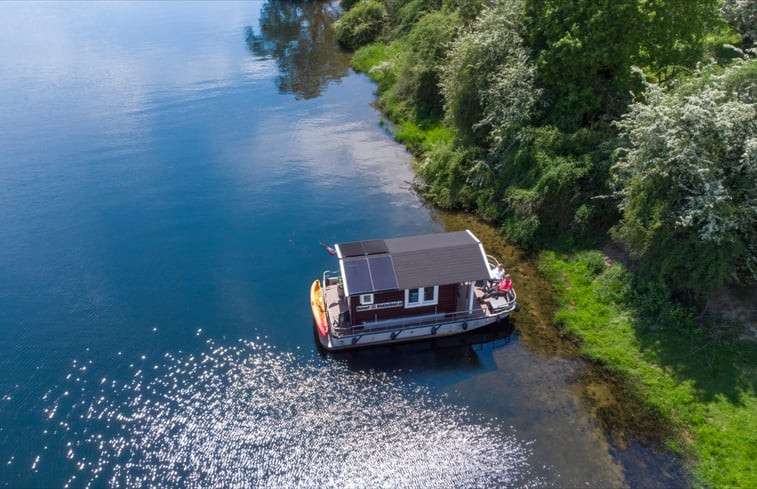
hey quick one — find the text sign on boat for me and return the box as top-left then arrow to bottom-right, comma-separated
356,300 -> 403,312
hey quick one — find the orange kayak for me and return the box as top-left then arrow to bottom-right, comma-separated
310,280 -> 328,337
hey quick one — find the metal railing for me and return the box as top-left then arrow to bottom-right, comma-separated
322,270 -> 341,288
332,308 -> 488,337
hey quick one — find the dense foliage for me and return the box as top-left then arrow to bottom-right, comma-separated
343,0 -> 756,298
386,10 -> 462,121
440,1 -> 535,147
525,0 -> 719,128
721,0 -> 757,47
612,59 -> 757,293
333,0 -> 386,49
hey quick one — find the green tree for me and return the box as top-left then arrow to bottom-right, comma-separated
440,0 -> 536,147
388,11 -> 462,120
526,0 -> 719,129
636,0 -> 720,82
426,0 -> 615,246
612,59 -> 757,292
526,0 -> 639,129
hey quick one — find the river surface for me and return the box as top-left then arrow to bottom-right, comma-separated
0,2 -> 684,488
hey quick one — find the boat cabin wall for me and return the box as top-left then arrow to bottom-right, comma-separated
349,284 -> 458,325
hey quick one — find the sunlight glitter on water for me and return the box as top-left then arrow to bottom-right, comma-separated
44,340 -> 539,488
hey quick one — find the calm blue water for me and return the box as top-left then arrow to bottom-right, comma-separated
0,2 -> 683,488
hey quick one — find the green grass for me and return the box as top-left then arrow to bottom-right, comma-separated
539,250 -> 757,489
353,42 -> 453,154
703,28 -> 745,65
394,120 -> 453,154
352,42 -> 397,73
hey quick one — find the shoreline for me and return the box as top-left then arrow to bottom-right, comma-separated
537,249 -> 756,488
436,211 -> 690,486
442,206 -> 755,488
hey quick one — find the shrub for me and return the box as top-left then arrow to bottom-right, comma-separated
501,215 -> 540,248
612,58 -> 757,293
389,0 -> 439,37
596,263 -> 633,305
339,0 -> 361,11
389,11 -> 461,119
721,0 -> 757,47
417,139 -> 478,209
494,125 -> 614,247
442,0 -> 485,24
500,188 -> 541,247
334,0 -> 387,50
575,250 -> 606,277
440,0 -> 535,147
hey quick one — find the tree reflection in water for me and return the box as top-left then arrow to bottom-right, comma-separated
245,1 -> 353,99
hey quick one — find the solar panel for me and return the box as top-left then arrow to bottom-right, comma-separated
339,241 -> 365,258
343,258 -> 372,294
368,255 -> 397,291
338,239 -> 389,258
362,239 -> 388,255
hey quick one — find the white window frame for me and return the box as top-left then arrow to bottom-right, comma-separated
404,286 -> 438,308
360,293 -> 374,305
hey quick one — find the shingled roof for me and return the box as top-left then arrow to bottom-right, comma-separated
336,230 -> 491,295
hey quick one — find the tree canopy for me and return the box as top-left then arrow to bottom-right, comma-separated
525,0 -> 720,129
343,0 -> 756,295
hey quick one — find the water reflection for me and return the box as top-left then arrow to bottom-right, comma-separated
44,339 -> 537,488
245,1 -> 352,99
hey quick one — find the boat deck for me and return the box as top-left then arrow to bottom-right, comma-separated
474,286 -> 515,314
323,283 -> 348,328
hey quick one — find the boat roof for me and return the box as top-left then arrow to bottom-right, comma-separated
335,230 -> 490,295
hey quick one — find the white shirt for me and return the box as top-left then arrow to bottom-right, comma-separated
490,266 -> 505,281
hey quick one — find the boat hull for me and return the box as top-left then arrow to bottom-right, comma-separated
310,280 -> 328,337
314,312 -> 510,351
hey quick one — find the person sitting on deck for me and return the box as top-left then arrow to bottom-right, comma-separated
483,274 -> 513,300
486,263 -> 505,289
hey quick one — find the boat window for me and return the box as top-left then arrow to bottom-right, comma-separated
405,286 -> 438,308
360,294 -> 374,305
409,288 -> 420,303
424,286 -> 435,302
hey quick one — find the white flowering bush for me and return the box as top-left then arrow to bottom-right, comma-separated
721,0 -> 757,46
612,58 -> 756,291
440,0 -> 538,150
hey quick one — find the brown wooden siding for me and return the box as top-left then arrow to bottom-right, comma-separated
350,284 -> 458,325
438,284 -> 457,311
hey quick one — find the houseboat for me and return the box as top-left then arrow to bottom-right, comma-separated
310,230 -> 517,351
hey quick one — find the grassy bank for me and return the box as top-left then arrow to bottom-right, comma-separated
353,43 -> 454,155
538,250 -> 756,489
